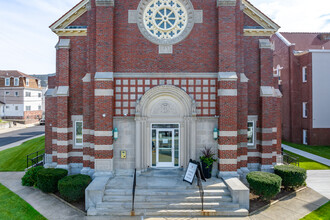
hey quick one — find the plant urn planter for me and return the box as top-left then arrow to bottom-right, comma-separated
201,161 -> 213,179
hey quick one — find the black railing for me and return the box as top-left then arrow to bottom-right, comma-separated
131,168 -> 137,216
283,152 -> 300,166
26,150 -> 45,169
196,169 -> 204,211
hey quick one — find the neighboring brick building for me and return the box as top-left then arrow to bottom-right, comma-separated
46,0 -> 281,184
272,32 -> 330,146
0,70 -> 43,123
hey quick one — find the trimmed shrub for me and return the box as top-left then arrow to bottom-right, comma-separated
247,171 -> 282,201
274,165 -> 306,188
58,174 -> 92,202
21,166 -> 44,187
37,168 -> 68,193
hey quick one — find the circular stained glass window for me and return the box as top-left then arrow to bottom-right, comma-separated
143,0 -> 188,40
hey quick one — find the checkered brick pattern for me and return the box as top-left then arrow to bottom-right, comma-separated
114,78 -> 217,116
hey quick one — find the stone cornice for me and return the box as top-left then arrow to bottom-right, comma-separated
53,29 -> 87,37
217,0 -> 236,7
244,29 -> 276,37
95,0 -> 115,7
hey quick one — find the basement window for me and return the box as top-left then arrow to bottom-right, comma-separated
303,130 -> 308,145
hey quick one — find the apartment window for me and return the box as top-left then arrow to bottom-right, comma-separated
247,121 -> 254,145
303,130 -> 308,145
26,106 -> 31,111
5,78 -> 10,86
75,121 -> 83,145
38,105 -> 41,110
14,78 -> 19,86
302,67 -> 307,82
25,92 -> 31,97
15,92 -> 19,97
5,91 -> 10,96
6,106 -> 9,109
38,93 -> 41,98
26,78 -> 29,86
302,102 -> 307,118
15,106 -> 18,111
38,80 -> 41,87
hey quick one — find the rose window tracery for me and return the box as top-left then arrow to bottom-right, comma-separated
143,0 -> 188,40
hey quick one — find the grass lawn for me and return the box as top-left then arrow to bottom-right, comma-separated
0,136 -> 45,171
300,201 -> 330,220
283,150 -> 330,170
283,141 -> 330,160
0,183 -> 46,220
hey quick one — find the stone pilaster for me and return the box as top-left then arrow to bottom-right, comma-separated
55,39 -> 70,170
217,72 -> 238,177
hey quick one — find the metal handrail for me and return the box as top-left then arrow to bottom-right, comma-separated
283,152 -> 300,166
196,169 -> 204,211
131,168 -> 137,216
26,150 -> 45,169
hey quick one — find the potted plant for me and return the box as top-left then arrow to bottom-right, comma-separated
200,146 -> 217,179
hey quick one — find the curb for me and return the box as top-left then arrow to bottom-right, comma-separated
249,186 -> 307,215
49,193 -> 87,216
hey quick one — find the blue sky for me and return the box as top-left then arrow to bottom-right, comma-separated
0,0 -> 329,75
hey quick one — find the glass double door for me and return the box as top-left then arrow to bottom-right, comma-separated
152,124 -> 179,167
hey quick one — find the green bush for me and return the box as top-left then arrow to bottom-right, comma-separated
274,165 -> 306,188
21,166 -> 44,187
58,174 -> 92,202
247,171 -> 282,200
37,168 -> 68,193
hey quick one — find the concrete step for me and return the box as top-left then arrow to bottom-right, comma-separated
91,207 -> 248,217
104,188 -> 230,196
144,208 -> 249,217
97,201 -> 239,210
103,195 -> 232,203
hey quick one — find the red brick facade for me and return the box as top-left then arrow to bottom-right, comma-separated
272,32 -> 330,146
45,0 -> 282,176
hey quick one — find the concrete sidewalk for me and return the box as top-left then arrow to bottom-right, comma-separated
0,172 -> 85,220
0,172 -> 329,220
307,170 -> 330,199
282,144 -> 330,166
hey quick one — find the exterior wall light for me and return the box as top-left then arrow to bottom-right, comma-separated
113,128 -> 118,141
213,128 -> 218,140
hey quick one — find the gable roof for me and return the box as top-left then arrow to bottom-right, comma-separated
0,70 -> 38,80
50,0 -> 279,37
242,0 -> 280,36
50,0 -> 88,36
280,32 -> 330,51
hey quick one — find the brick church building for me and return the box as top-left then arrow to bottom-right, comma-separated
45,0 -> 282,214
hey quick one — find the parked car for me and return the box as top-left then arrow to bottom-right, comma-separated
39,119 -> 45,125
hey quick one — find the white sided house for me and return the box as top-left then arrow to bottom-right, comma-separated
0,70 -> 43,123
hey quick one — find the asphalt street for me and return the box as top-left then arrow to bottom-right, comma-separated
0,125 -> 45,147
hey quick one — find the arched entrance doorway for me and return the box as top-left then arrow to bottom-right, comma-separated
135,85 -> 197,171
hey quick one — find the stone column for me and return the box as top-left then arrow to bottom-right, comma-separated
217,72 -> 238,177
237,73 -> 249,177
55,39 -> 70,171
259,39 -> 276,172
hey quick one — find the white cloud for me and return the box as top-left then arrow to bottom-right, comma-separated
0,0 -> 77,74
249,0 -> 330,32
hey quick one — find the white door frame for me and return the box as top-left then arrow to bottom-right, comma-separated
156,128 -> 175,167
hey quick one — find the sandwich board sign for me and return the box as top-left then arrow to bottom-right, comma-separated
183,160 -> 198,184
